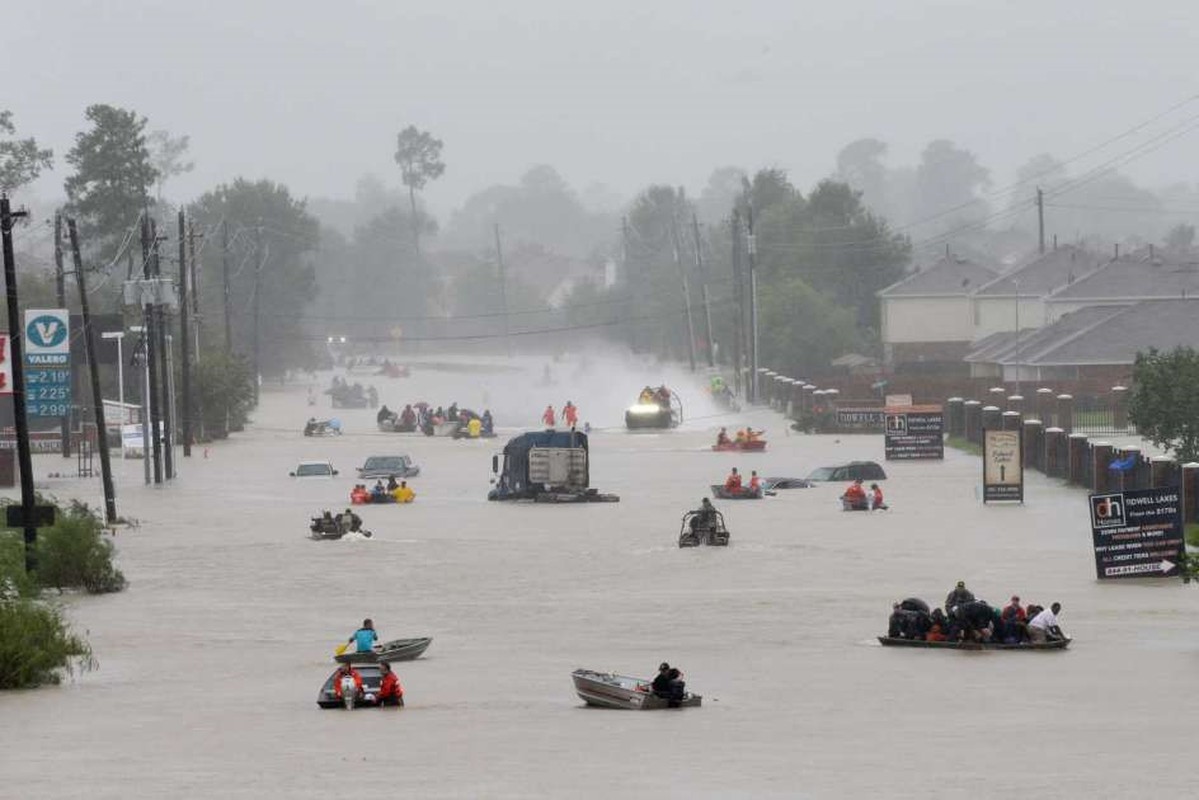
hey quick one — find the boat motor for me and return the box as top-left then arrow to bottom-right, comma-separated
340,675 -> 358,710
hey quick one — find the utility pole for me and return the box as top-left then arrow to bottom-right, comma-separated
670,217 -> 697,372
151,220 -> 174,480
178,211 -> 192,457
2,196 -> 37,573
621,216 -> 637,352
692,213 -> 715,368
187,220 -> 204,442
252,224 -> 263,406
222,219 -> 232,355
1036,187 -> 1046,255
67,218 -> 117,523
730,209 -> 745,398
493,223 -> 512,357
747,207 -> 760,404
141,217 -> 163,484
53,213 -> 71,457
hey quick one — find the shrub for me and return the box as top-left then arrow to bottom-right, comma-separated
35,501 -> 126,594
0,531 -> 36,600
0,599 -> 94,689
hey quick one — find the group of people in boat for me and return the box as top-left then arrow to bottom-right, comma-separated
541,401 -> 580,428
313,508 -> 365,536
888,582 -> 1066,644
841,478 -> 886,510
334,619 -> 404,707
378,403 -> 495,437
328,376 -> 378,408
638,385 -> 673,408
350,476 -> 416,504
724,467 -> 763,496
647,662 -> 687,706
714,427 -> 763,447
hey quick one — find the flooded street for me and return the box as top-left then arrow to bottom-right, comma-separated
2,355 -> 1195,799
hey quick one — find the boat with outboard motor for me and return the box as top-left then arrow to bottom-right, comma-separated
710,484 -> 768,500
316,663 -> 385,708
334,637 -> 432,664
571,668 -> 701,709
678,509 -> 730,547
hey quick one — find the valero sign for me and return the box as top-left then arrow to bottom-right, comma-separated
23,309 -> 71,418
1089,487 -> 1184,579
982,429 -> 1023,502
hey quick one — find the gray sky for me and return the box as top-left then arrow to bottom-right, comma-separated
6,0 -> 1199,217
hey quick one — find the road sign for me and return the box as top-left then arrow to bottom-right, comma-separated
5,504 -> 56,528
1089,487 -> 1184,579
23,309 -> 71,417
983,429 -> 1023,502
883,405 -> 944,460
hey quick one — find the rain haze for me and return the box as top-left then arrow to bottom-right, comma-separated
2,3 -> 1199,799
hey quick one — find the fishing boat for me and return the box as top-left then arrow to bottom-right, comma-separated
710,439 -> 766,452
877,636 -> 1071,651
335,637 -> 433,664
710,484 -> 766,500
571,668 -> 702,709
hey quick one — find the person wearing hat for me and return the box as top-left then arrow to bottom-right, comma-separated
944,581 -> 975,613
651,662 -> 673,697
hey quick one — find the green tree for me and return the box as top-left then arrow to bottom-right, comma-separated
147,129 -> 194,201
1128,347 -> 1199,463
914,139 -> 990,232
393,125 -> 445,254
190,179 -> 319,376
0,110 -> 53,194
759,276 -> 864,376
194,351 -> 256,438
64,104 -> 157,257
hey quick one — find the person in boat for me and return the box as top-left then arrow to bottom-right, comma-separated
944,581 -> 975,613
371,481 -> 388,502
481,410 -> 494,435
466,415 -> 482,438
377,662 -> 404,707
842,478 -> 867,509
393,481 -> 415,504
542,405 -> 556,427
735,428 -> 747,445
342,508 -> 363,533
926,608 -> 949,641
387,474 -> 399,492
639,386 -> 655,404
348,619 -> 378,653
655,386 -> 671,408
724,467 -> 743,494
689,497 -> 718,536
745,428 -> 761,443
333,662 -> 364,702
1028,602 -> 1064,643
447,402 -> 459,421
716,427 -> 731,446
400,404 -> 416,426
869,483 -> 886,510
651,663 -> 686,705
350,484 -> 371,505
563,401 -> 579,428
433,406 -> 445,423
748,470 -> 762,496
952,599 -> 994,642
376,404 -> 392,425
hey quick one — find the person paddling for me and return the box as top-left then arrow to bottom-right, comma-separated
348,618 -> 378,653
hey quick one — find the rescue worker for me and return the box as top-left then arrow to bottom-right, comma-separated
467,415 -> 482,438
376,405 -> 392,425
639,386 -> 655,404
481,410 -> 494,435
349,484 -> 370,504
724,467 -> 742,493
749,470 -> 762,496
394,481 -> 416,504
333,662 -> 364,702
348,619 -> 378,653
842,478 -> 867,509
869,483 -> 886,510
715,427 -> 731,447
944,581 -> 975,613
542,405 -> 556,427
377,662 -> 404,707
563,401 -> 579,428
735,428 -> 747,445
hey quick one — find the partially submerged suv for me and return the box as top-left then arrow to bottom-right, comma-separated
357,455 -> 420,480
806,461 -> 887,482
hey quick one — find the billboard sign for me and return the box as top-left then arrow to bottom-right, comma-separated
1089,487 -> 1184,579
983,429 -> 1023,502
883,405 -> 944,460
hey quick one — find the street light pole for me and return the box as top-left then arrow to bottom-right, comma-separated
101,332 -> 125,423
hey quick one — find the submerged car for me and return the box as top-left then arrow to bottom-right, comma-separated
806,461 -> 887,482
290,460 -> 338,479
357,455 -> 420,480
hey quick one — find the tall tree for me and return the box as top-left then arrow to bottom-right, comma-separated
64,104 -> 157,258
914,139 -> 990,232
0,110 -> 53,194
393,126 -> 445,255
1129,347 -> 1199,464
147,130 -> 194,201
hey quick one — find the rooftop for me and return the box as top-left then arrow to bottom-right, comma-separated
1045,254 -> 1199,303
973,245 -> 1104,297
878,254 -> 1000,298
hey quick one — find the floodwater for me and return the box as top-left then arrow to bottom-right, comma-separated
1,352 -> 1195,799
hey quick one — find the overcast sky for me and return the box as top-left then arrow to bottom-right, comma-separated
6,0 -> 1198,217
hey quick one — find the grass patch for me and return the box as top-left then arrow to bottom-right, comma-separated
1186,523 -> 1199,549
0,599 -> 94,689
946,436 -> 982,456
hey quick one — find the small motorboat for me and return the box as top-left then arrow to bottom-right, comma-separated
710,438 -> 766,452
877,636 -> 1071,651
335,637 -> 433,664
571,669 -> 701,709
316,663 -> 385,709
678,509 -> 730,547
303,418 -> 342,437
710,484 -> 767,500
841,498 -> 887,511
309,515 -> 372,540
